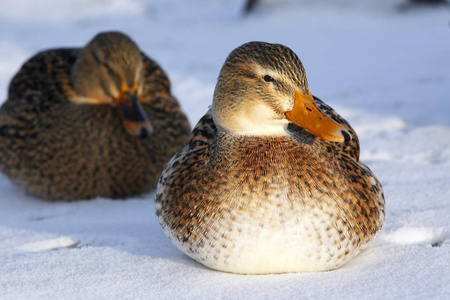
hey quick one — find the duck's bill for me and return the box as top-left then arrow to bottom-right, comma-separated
115,88 -> 153,138
285,90 -> 349,143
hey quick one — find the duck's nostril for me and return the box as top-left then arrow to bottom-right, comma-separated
140,127 -> 149,138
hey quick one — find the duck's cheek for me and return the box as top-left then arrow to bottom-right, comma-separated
285,90 -> 349,143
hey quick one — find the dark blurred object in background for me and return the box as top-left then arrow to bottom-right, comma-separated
410,0 -> 447,3
244,0 -> 448,15
399,0 -> 448,11
244,0 -> 259,15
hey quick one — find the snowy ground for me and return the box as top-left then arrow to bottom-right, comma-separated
1,0 -> 449,299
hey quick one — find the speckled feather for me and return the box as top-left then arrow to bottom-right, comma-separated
156,42 -> 384,274
0,48 -> 190,200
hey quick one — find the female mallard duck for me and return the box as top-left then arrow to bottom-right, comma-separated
156,42 -> 385,274
0,32 -> 190,201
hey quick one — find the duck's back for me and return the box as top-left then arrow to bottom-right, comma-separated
0,49 -> 190,200
156,109 -> 384,274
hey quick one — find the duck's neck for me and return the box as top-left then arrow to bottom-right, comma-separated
214,103 -> 291,137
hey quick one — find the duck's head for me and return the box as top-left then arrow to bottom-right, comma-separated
213,41 -> 349,143
71,31 -> 152,138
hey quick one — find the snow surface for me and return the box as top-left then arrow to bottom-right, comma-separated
1,0 -> 449,299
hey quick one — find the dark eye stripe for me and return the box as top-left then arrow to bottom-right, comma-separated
103,62 -> 115,74
240,70 -> 258,80
276,81 -> 292,95
91,48 -> 120,81
91,49 -> 102,65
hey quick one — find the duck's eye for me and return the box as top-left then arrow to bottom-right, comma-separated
264,75 -> 275,82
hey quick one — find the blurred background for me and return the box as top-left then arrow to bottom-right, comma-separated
0,0 -> 448,127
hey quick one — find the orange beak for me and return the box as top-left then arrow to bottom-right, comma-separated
285,90 -> 349,143
115,83 -> 153,138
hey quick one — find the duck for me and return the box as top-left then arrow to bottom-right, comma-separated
0,31 -> 190,201
156,41 -> 385,274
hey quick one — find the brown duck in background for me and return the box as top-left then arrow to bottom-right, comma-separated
0,31 -> 190,201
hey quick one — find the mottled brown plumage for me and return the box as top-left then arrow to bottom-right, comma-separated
0,32 -> 190,201
156,42 -> 384,274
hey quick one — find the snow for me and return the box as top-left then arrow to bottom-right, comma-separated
1,0 -> 449,299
